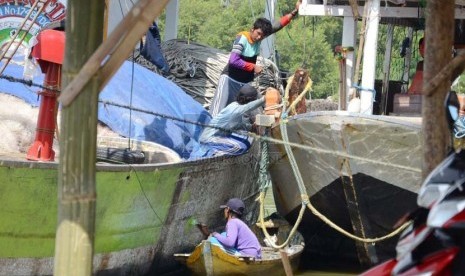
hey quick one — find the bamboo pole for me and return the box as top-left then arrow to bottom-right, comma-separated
422,0 -> 455,179
353,0 -> 370,85
53,0 -> 105,275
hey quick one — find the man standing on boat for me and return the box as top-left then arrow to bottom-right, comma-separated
209,0 -> 302,116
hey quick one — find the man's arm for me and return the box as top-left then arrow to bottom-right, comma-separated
270,0 -> 301,35
235,97 -> 265,115
229,35 -> 255,71
213,221 -> 239,247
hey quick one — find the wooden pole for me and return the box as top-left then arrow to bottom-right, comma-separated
353,0 -> 370,85
279,249 -> 294,276
422,0 -> 455,179
380,24 -> 394,115
53,0 -> 105,275
401,27 -> 413,93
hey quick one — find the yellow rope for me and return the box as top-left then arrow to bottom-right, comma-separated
286,78 -> 313,115
257,71 -> 413,244
303,196 -> 412,243
257,191 -> 306,249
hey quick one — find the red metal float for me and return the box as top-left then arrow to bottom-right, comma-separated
26,29 -> 65,161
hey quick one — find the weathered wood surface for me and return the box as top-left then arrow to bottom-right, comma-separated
422,0 -> 455,179
54,0 -> 105,275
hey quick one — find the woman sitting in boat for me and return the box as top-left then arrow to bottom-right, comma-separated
201,198 -> 262,259
189,85 -> 266,158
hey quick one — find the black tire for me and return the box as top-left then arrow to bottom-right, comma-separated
96,147 -> 145,164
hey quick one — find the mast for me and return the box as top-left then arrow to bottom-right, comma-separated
53,0 -> 105,274
359,0 -> 380,114
422,0 -> 455,179
165,0 -> 180,41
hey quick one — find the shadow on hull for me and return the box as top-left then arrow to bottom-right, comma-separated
281,173 -> 417,270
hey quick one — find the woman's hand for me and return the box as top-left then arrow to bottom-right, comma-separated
196,223 -> 211,239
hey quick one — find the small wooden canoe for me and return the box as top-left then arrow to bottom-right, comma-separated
174,240 -> 304,276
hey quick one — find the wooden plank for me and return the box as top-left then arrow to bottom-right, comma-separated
299,4 -> 465,19
58,0 -> 171,107
279,250 -> 294,276
203,241 -> 214,276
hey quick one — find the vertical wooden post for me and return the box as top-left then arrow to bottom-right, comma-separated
53,0 -> 105,275
422,0 -> 454,179
164,0 -> 180,41
341,16 -> 357,110
360,0 -> 380,115
261,0 -> 276,60
380,24 -> 394,115
279,249 -> 294,276
401,27 -> 413,93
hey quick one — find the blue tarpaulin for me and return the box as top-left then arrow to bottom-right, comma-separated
1,61 -> 211,159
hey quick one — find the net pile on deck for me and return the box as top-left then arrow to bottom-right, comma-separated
130,39 -> 283,108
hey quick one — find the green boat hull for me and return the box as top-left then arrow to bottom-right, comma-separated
0,140 -> 261,275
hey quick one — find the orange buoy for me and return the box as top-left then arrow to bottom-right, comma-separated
264,87 -> 282,118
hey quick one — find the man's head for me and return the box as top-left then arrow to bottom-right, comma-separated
220,198 -> 245,218
237,85 -> 258,104
419,37 -> 425,58
251,18 -> 272,42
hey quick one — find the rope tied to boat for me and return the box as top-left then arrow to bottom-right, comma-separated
257,77 -> 413,246
256,128 -> 307,249
283,74 -> 313,115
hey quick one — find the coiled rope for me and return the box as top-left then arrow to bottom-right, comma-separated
130,39 -> 283,108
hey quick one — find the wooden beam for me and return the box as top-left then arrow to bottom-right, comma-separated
299,4 -> 465,19
422,0 -> 455,179
348,0 -> 360,18
424,52 -> 465,97
58,0 -> 171,107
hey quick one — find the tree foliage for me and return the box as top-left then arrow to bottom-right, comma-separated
158,0 -> 422,100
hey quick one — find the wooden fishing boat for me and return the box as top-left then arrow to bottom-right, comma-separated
266,0 -> 465,268
174,241 -> 303,276
269,111 -> 422,267
0,135 -> 262,275
0,1 -> 262,275
174,218 -> 304,276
